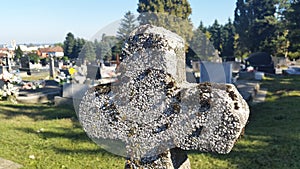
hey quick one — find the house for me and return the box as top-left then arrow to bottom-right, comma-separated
0,48 -> 12,63
37,46 -> 64,58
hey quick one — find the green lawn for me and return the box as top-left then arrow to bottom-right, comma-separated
0,75 -> 299,169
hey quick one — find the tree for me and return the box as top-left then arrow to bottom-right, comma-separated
72,38 -> 86,59
101,34 -> 118,61
79,41 -> 96,62
137,0 -> 193,44
63,32 -> 76,59
188,21 -> 215,63
234,0 -> 278,56
94,34 -> 118,61
221,18 -> 235,58
14,46 -> 23,60
234,0 -> 249,57
117,11 -> 137,41
28,52 -> 40,64
285,0 -> 300,59
208,20 -> 223,55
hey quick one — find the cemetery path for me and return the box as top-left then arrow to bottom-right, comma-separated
252,88 -> 267,104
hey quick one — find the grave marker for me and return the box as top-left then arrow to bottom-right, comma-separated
78,25 -> 249,169
200,61 -> 232,83
86,65 -> 101,80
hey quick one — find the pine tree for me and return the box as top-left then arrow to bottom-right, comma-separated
137,0 -> 193,43
286,0 -> 300,59
14,45 -> 23,60
63,32 -> 76,59
221,18 -> 235,58
234,0 -> 278,56
79,41 -> 96,62
208,20 -> 222,55
117,11 -> 137,41
188,21 -> 216,63
97,34 -> 118,61
73,38 -> 86,59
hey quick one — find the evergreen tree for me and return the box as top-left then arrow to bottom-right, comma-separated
97,34 -> 120,61
286,0 -> 300,59
188,21 -> 215,63
79,41 -> 96,62
72,38 -> 86,59
94,39 -> 102,60
117,11 -> 137,41
234,0 -> 278,56
28,52 -> 40,64
208,20 -> 223,55
63,32 -> 76,58
137,0 -> 193,44
14,46 -> 23,60
221,18 -> 235,58
234,0 -> 249,57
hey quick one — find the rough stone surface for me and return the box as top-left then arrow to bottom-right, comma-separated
124,148 -> 190,169
0,158 -> 22,169
78,24 -> 250,169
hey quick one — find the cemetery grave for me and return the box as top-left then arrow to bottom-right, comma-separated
78,25 -> 250,169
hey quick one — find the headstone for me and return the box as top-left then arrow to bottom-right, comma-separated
229,61 -> 241,73
54,60 -> 59,68
20,56 -> 31,75
40,58 -> 48,66
200,61 -> 232,83
5,56 -> 12,72
246,52 -> 275,74
0,66 -> 4,75
86,65 -> 101,80
0,66 -> 5,87
0,80 -> 4,89
49,57 -> 55,78
78,25 -> 250,169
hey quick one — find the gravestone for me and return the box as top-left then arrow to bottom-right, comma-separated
40,58 -> 48,66
200,61 -> 232,83
0,66 -> 6,88
0,66 -> 4,75
78,25 -> 249,169
86,65 -> 101,80
54,60 -> 59,68
20,56 -> 31,75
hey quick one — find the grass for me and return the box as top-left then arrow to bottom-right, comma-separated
189,75 -> 300,169
20,71 -> 50,81
0,103 -> 124,169
0,75 -> 300,169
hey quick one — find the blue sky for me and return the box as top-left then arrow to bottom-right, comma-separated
0,0 -> 236,44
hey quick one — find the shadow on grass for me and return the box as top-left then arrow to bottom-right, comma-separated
14,125 -> 124,158
0,102 -> 77,121
52,146 -> 123,158
189,76 -> 300,169
15,126 -> 88,141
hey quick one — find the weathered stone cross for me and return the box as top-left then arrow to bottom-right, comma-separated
78,25 -> 249,169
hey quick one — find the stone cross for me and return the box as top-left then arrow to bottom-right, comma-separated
78,25 -> 250,169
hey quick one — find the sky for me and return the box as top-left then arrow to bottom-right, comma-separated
0,0 -> 236,45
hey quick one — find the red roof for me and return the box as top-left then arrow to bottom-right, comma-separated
0,48 -> 9,52
39,46 -> 63,53
0,53 -> 7,58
